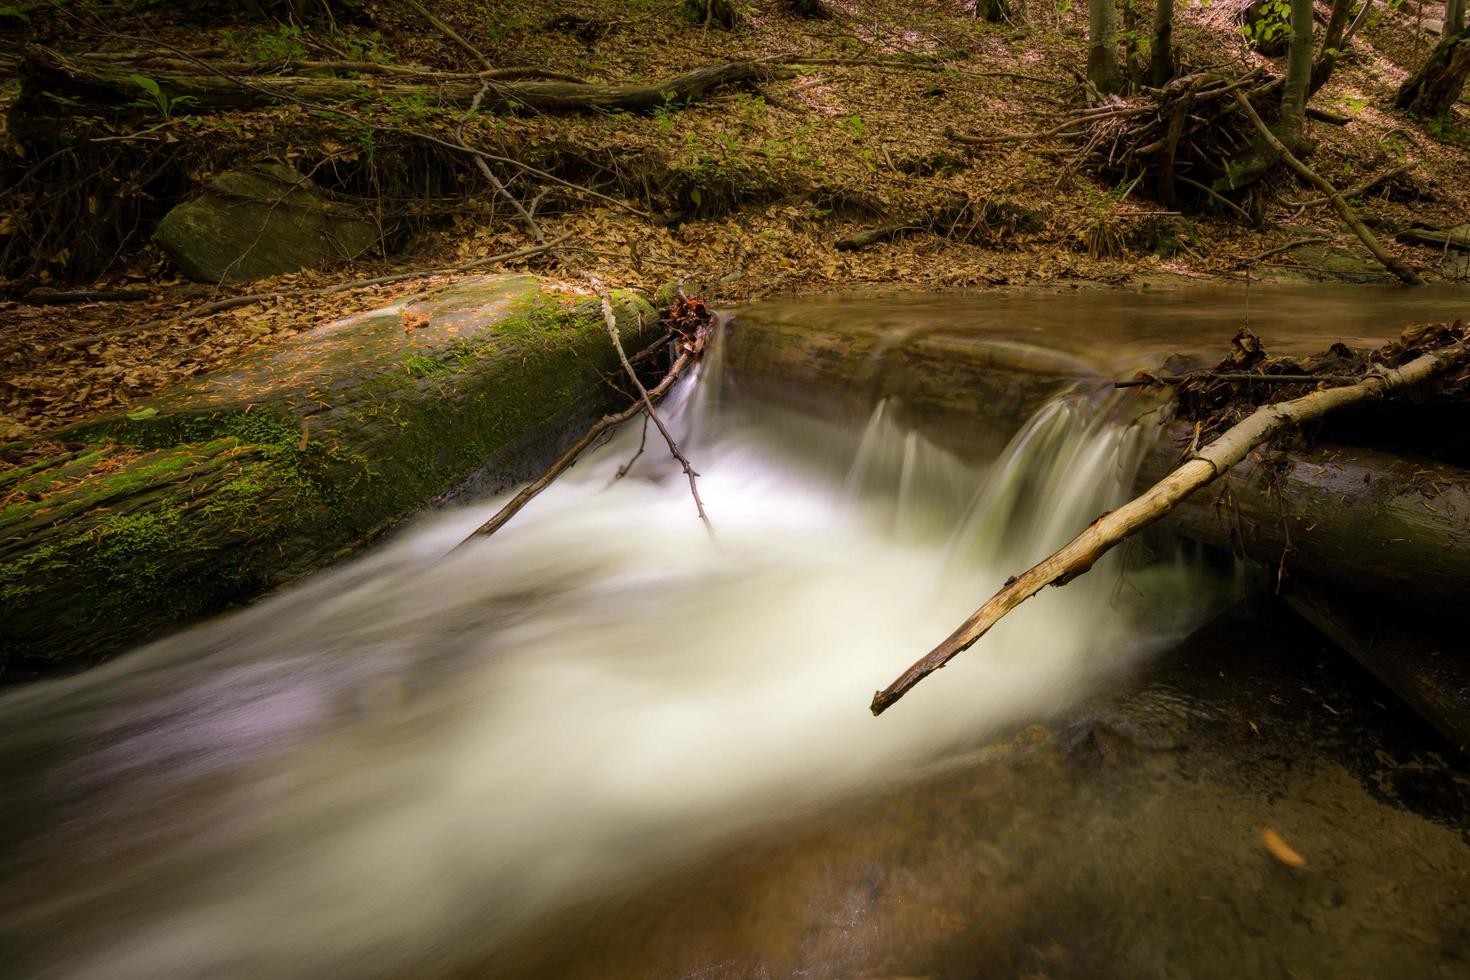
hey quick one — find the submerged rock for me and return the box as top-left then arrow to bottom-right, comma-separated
153,162 -> 379,284
0,275 -> 657,672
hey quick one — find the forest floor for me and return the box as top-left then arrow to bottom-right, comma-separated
1,0 -> 1469,437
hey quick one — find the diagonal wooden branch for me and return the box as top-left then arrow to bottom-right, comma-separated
600,295 -> 714,535
451,330 -> 688,550
1232,92 -> 1422,286
404,0 -> 495,72
870,338 -> 1470,716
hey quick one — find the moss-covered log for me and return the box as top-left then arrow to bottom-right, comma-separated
21,47 -> 777,115
0,275 -> 656,674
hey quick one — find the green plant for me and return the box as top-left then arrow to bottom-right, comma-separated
1242,0 -> 1292,47
127,74 -> 197,120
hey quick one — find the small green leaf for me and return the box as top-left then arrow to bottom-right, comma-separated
126,407 -> 159,421
129,74 -> 162,98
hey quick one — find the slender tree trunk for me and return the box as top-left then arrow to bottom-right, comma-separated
1448,0 -> 1466,35
1087,0 -> 1124,94
1149,0 -> 1175,87
1217,0 -> 1317,191
1276,0 -> 1316,149
1309,0 -> 1355,93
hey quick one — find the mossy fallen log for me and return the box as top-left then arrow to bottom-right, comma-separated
0,275 -> 656,674
21,47 -> 778,115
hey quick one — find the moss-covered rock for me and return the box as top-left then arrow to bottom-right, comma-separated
0,274 -> 657,674
153,162 -> 379,284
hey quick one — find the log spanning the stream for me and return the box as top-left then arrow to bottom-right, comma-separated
870,339 -> 1470,716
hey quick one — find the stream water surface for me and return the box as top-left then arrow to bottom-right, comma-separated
2,286 -> 1468,979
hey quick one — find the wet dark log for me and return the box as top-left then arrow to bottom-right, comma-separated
726,310 -> 1470,621
21,48 -> 777,115
1138,424 -> 1470,616
871,343 -> 1470,716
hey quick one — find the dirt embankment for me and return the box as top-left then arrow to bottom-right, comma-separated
1,0 -> 1468,438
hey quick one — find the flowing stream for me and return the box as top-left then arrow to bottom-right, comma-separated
3,287 -> 1469,979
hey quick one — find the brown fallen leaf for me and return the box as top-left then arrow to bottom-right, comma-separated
1260,826 -> 1307,868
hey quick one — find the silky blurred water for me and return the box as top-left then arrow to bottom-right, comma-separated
0,331 -> 1225,978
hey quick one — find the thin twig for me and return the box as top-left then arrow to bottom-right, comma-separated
451,338 -> 699,549
1114,371 -> 1355,388
601,295 -> 713,535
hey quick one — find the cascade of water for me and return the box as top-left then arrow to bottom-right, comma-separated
0,329 -> 1222,980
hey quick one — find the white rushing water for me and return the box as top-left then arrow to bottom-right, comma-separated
0,336 -> 1225,978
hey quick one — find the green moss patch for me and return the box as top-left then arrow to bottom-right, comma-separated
1,276 -> 656,672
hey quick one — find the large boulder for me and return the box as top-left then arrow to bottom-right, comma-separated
153,161 -> 379,284
0,275 -> 657,673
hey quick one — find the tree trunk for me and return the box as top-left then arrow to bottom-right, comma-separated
1396,29 -> 1470,115
1087,0 -> 1124,95
1216,0 -> 1319,192
1309,0 -> 1355,93
784,0 -> 833,17
1149,0 -> 1175,87
683,0 -> 743,29
1448,0 -> 1467,35
1276,0 -> 1316,148
974,0 -> 1010,22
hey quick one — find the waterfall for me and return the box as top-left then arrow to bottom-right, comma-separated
0,330 -> 1224,979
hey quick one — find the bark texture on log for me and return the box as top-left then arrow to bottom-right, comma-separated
21,48 -> 777,115
1140,422 -> 1470,614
